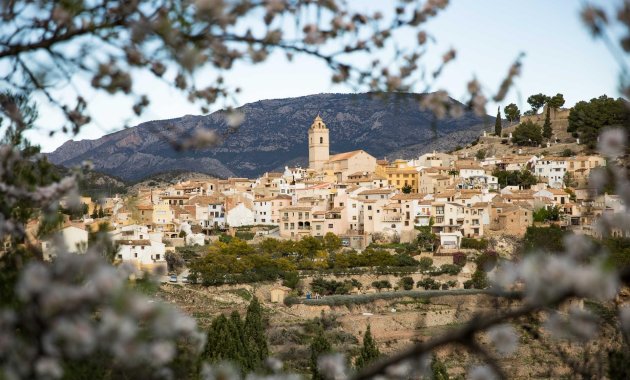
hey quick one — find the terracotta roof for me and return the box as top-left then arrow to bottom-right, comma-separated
548,188 -> 569,195
280,206 -> 313,212
471,202 -> 489,208
329,150 -> 365,162
358,188 -> 394,195
189,195 -> 223,205
391,193 -> 427,200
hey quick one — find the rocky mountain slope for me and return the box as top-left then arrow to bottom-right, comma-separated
48,92 -> 492,181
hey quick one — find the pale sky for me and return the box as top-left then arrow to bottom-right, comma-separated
28,0 -> 623,152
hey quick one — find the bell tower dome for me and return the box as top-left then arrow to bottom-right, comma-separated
308,114 -> 329,171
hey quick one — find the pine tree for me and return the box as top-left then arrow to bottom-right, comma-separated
494,106 -> 502,136
310,325 -> 332,380
355,325 -> 380,370
542,105 -> 553,139
244,297 -> 268,369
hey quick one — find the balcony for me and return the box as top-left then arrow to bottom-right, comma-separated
281,216 -> 289,221
382,215 -> 402,222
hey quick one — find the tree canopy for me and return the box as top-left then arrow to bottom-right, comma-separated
512,121 -> 543,146
504,103 -> 521,124
568,95 -> 629,149
527,93 -> 550,113
355,325 -> 381,369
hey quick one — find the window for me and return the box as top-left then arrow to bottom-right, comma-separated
320,137 -> 323,144
155,254 -> 160,260
352,203 -> 356,208
352,216 -> 357,220
328,224 -> 333,228
368,205 -> 372,210
316,225 -> 321,230
368,216 -> 372,220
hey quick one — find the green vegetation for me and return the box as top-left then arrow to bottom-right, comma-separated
492,168 -> 538,189
512,121 -> 543,146
464,269 -> 488,289
542,105 -> 553,139
235,231 -> 255,240
355,325 -> 380,370
431,355 -> 451,380
568,95 -> 629,149
398,276 -> 415,290
533,205 -> 560,222
504,103 -> 521,125
202,298 -> 268,372
494,106 -> 502,136
415,225 -> 438,252
561,148 -> 575,157
371,279 -> 392,291
521,225 -> 568,254
475,149 -> 486,160
310,325 -> 332,380
311,278 -> 361,295
527,93 -> 550,114
286,289 -> 485,307
460,238 -> 488,250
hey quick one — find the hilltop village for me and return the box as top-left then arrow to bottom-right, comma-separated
29,103 -> 626,278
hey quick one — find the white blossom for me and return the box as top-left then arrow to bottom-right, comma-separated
487,324 -> 519,357
317,353 -> 348,380
468,364 -> 498,380
598,128 -> 627,158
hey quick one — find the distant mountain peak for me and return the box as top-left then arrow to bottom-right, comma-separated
47,92 -> 489,181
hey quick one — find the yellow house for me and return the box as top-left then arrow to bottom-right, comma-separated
383,159 -> 419,193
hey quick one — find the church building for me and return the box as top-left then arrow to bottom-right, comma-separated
307,115 -> 377,181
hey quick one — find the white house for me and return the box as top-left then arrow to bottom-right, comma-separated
114,225 -> 166,270
41,225 -> 88,261
535,158 -> 567,188
226,202 -> 255,227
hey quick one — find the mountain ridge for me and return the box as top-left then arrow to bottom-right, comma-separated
48,92 -> 491,181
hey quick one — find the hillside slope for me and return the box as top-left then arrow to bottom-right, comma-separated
48,92 -> 491,181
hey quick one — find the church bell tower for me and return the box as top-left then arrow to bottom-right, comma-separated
308,114 -> 329,171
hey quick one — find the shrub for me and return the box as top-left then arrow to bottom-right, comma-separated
418,257 -> 434,271
475,251 -> 498,272
417,278 -> 440,290
235,231 -> 255,240
398,277 -> 414,291
452,252 -> 467,266
311,278 -> 353,295
371,280 -> 392,291
282,271 -> 300,290
461,238 -> 488,250
436,264 -> 462,275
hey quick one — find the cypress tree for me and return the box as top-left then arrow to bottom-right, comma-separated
244,297 -> 268,368
542,105 -> 553,139
229,311 -> 251,371
355,325 -> 380,370
494,106 -> 502,136
204,314 -> 240,363
310,325 -> 332,380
